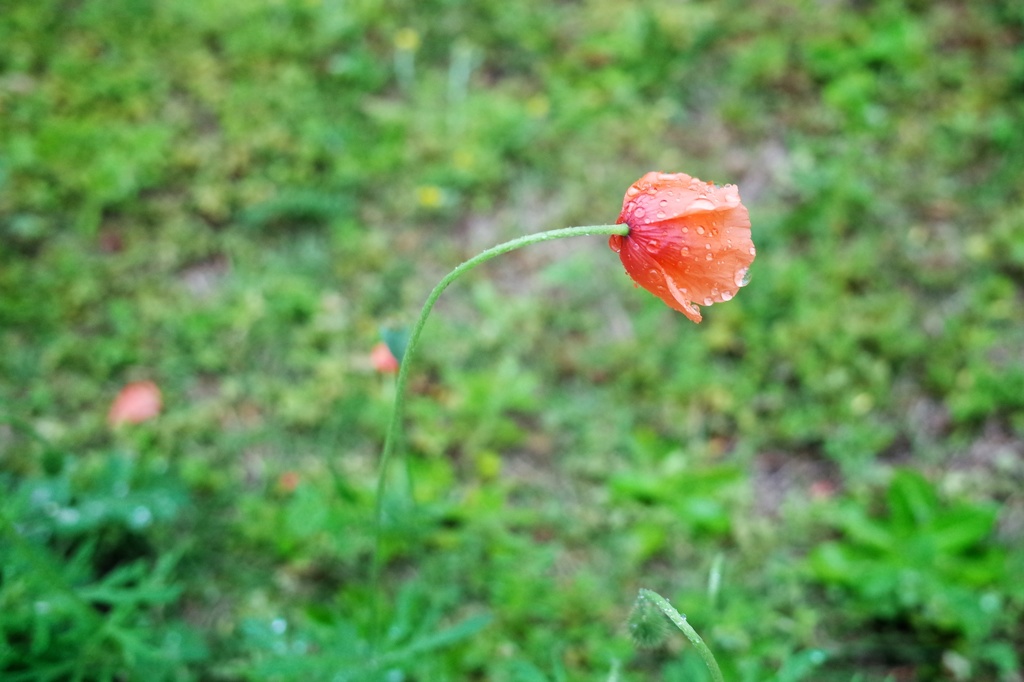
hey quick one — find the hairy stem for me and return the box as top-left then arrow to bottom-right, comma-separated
638,588 -> 724,682
371,223 -> 629,641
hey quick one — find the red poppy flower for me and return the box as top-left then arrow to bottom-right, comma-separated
278,471 -> 301,493
371,342 -> 400,374
108,380 -> 162,427
609,172 -> 755,323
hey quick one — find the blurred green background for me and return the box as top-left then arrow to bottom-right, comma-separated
2,0 -> 1023,679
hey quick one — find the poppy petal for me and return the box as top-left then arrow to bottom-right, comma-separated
108,381 -> 162,427
615,230 -> 704,322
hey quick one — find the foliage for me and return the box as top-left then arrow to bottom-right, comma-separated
807,470 -> 1018,678
0,450 -> 199,680
2,0 -> 1023,679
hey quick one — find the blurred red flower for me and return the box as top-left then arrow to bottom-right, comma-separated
278,471 -> 301,493
810,480 -> 837,500
371,342 -> 400,374
609,172 -> 755,323
108,380 -> 162,426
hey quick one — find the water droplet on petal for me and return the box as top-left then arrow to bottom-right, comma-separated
680,246 -> 690,254
627,186 -> 640,197
703,297 -> 714,306
681,227 -> 688,233
659,199 -> 668,207
748,246 -> 757,256
735,268 -> 751,287
656,211 -> 665,219
705,243 -> 711,250
721,291 -> 734,301
634,207 -> 646,218
645,239 -> 660,253
696,226 -> 705,235
705,253 -> 714,261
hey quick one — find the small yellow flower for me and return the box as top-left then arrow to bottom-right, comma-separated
526,95 -> 549,118
394,28 -> 420,52
416,185 -> 443,208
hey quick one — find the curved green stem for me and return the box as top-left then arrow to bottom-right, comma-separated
371,223 -> 627,640
638,588 -> 724,682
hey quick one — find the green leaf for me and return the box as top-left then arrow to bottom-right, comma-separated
887,470 -> 938,530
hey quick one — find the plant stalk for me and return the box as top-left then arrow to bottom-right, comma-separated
639,588 -> 724,682
371,223 -> 628,642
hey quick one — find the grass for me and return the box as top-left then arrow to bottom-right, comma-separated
2,0 -> 1024,679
